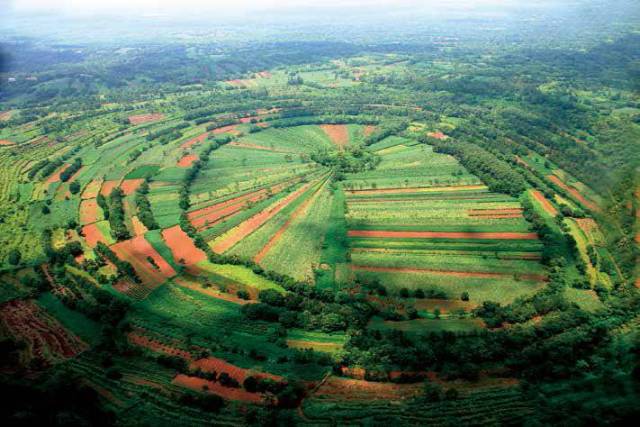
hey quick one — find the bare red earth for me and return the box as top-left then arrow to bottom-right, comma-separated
531,190 -> 558,216
128,113 -> 165,125
120,179 -> 145,195
254,180 -> 324,263
100,180 -> 119,196
111,236 -> 176,286
348,230 -> 538,240
79,199 -> 100,224
0,139 -> 15,146
181,132 -> 210,149
212,180 -> 317,253
161,225 -> 207,265
46,163 -> 71,184
172,375 -> 266,403
548,175 -> 600,212
0,299 -> 87,368
320,124 -> 350,148
82,223 -> 108,248
177,153 -> 199,167
426,131 -> 448,140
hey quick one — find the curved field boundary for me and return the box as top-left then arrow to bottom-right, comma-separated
81,179 -> 103,199
0,299 -> 88,367
211,179 -> 320,254
253,178 -> 327,263
530,189 -> 558,217
111,236 -> 177,286
346,184 -> 487,196
547,175 -> 600,212
351,265 -> 547,281
320,124 -> 350,148
161,225 -> 207,265
177,153 -> 199,167
348,230 -> 538,240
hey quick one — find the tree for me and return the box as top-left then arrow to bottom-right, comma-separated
461,291 -> 470,301
7,249 -> 21,265
69,181 -> 81,194
41,205 -> 50,215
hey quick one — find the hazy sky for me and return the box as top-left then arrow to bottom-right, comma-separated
7,0 -> 522,16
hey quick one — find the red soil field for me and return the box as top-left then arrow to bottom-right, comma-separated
363,125 -> 377,137
128,331 -> 193,360
79,199 -> 100,224
427,131 -> 448,140
211,180 -> 317,253
346,184 -> 486,195
0,299 -> 87,367
531,190 -> 558,216
131,216 -> 148,236
181,131 -> 210,149
0,110 -> 12,121
100,180 -> 119,196
120,178 -> 145,195
111,236 -> 176,286
177,153 -> 199,167
174,277 -> 253,305
212,124 -> 240,135
172,375 -> 266,403
81,179 -> 102,199
82,223 -> 108,248
351,265 -> 547,281
254,180 -> 324,263
128,113 -> 165,125
548,175 -> 600,212
320,124 -> 350,148
227,141 -> 288,152
256,71 -> 272,78
46,163 -> 71,184
348,230 -> 538,240
189,176 -> 303,230
0,139 -> 15,146
314,376 -> 421,401
161,225 -> 207,265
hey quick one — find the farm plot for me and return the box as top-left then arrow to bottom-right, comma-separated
0,299 -> 88,368
211,178 -> 322,254
79,198 -> 103,224
111,235 -> 177,289
343,140 -> 546,304
161,225 -> 207,266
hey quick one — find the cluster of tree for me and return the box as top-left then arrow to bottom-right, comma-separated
179,140 -> 226,211
427,138 -> 527,196
97,193 -> 110,220
145,122 -> 189,144
59,157 -> 82,182
364,121 -> 408,146
28,145 -> 80,180
311,147 -> 381,177
242,288 -> 375,333
134,180 -> 159,230
108,188 -> 130,241
94,242 -> 140,283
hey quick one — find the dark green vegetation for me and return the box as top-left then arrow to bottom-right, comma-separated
1,1 -> 639,425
